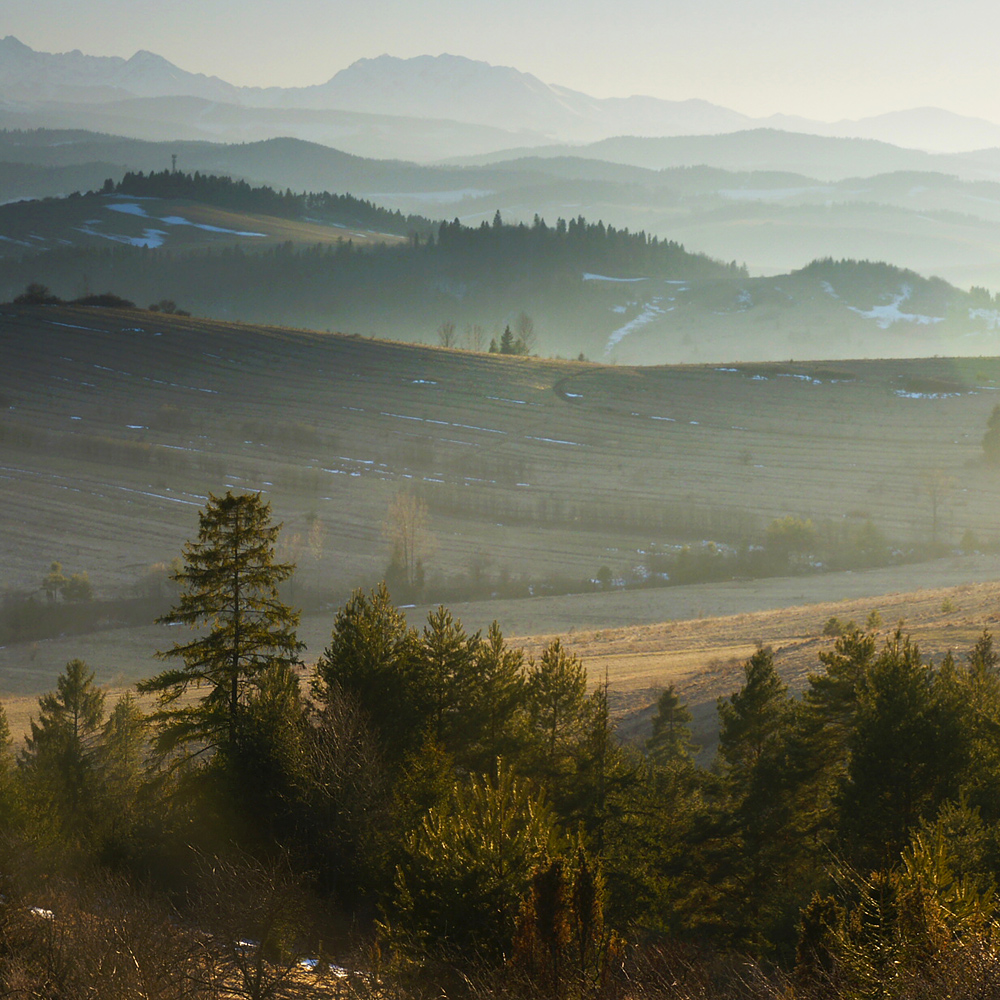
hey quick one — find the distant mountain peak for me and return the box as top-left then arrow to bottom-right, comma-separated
3,38 -> 1000,153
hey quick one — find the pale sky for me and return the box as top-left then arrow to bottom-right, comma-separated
5,0 -> 1000,123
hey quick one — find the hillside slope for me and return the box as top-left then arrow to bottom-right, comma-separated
2,303 -> 999,598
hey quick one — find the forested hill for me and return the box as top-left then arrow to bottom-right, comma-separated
109,169 -> 438,239
433,212 -> 742,280
0,181 -> 749,356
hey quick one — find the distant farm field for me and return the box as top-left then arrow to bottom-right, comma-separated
3,302 -> 1000,702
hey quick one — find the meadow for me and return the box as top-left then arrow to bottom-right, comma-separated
3,301 -> 1000,718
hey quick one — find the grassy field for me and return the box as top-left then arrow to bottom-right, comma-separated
3,302 -> 1000,717
0,193 -> 402,259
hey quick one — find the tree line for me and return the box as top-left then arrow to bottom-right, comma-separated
3,490 -> 1000,998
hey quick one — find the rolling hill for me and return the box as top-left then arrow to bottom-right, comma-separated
3,182 -> 999,363
11,128 -> 1000,293
3,302 -> 999,612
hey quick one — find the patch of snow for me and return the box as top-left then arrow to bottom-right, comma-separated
486,396 -> 527,404
411,379 -> 437,385
820,281 -> 839,299
611,305 -> 627,314
76,224 -> 167,248
970,307 -> 1000,330
525,435 -> 584,446
450,421 -> 506,434
583,273 -> 648,283
161,215 -> 266,237
650,415 -> 675,422
894,390 -> 961,400
605,297 -> 669,353
114,486 -> 203,506
848,286 -> 943,329
106,202 -> 149,217
46,321 -> 106,332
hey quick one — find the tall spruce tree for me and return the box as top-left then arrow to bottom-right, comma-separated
715,648 -> 802,948
647,685 -> 695,768
19,659 -> 106,834
139,491 -> 303,756
313,582 -> 419,761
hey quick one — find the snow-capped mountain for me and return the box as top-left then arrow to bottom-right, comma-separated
0,35 -> 240,104
4,36 -> 1000,154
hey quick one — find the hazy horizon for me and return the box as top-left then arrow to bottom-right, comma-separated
6,0 -> 1000,125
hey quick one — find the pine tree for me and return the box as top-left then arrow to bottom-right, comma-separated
527,639 -> 589,777
139,491 -> 303,756
94,692 -> 148,851
387,759 -> 558,963
313,582 -> 419,760
499,324 -> 516,355
715,648 -> 801,946
647,685 -> 695,767
839,632 -> 969,869
0,701 -> 18,833
465,621 -> 527,771
20,659 -> 106,832
413,605 -> 480,751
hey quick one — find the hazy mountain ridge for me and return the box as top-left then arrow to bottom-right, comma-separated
0,34 -> 241,104
5,37 -> 1000,156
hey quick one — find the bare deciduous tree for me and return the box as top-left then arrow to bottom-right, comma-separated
515,311 -> 537,354
437,320 -> 457,348
383,490 -> 435,590
465,323 -> 487,352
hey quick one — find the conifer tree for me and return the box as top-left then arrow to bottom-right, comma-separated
0,701 -> 17,832
20,659 -> 106,832
139,491 -> 303,756
647,685 -> 695,767
413,605 -> 480,749
465,621 -> 528,771
715,648 -> 800,946
94,692 -> 148,851
839,632 -> 969,868
499,324 -> 516,355
313,582 -> 419,760
387,759 -> 558,964
527,639 -> 589,778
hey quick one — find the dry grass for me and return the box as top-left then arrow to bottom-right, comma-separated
5,575 -> 998,753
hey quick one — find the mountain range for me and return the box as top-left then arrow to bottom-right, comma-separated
5,36 -> 1000,158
